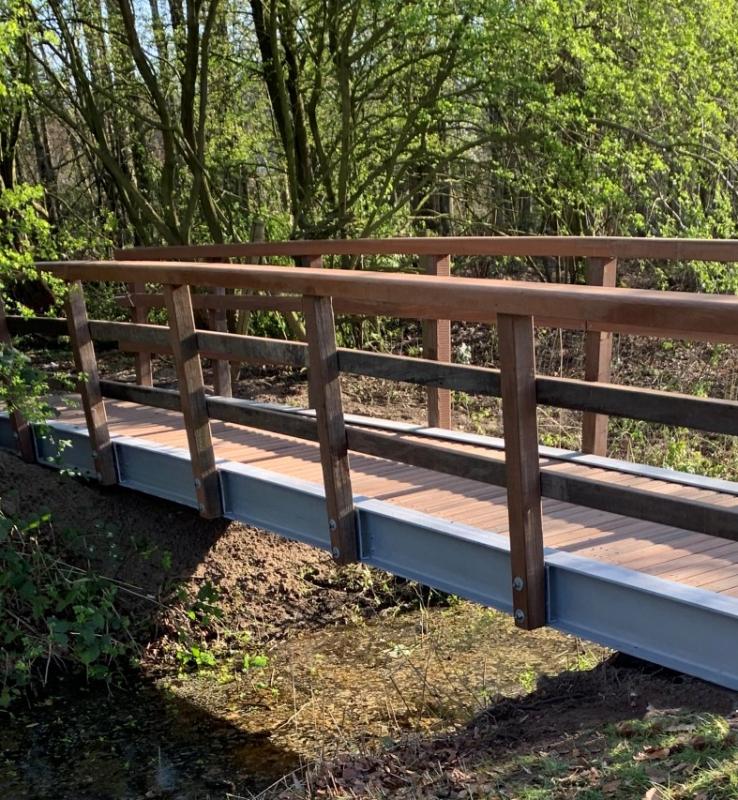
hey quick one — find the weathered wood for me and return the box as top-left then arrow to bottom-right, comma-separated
100,380 -> 182,411
208,396 -> 319,442
0,294 -> 35,461
127,283 -> 153,386
116,292 -> 304,314
345,427 -> 508,486
163,284 -> 221,518
582,257 -> 617,455
498,313 -> 545,631
303,294 -> 358,564
536,376 -> 738,436
540,471 -> 738,543
209,287 -> 232,398
339,348 -> 501,395
6,316 -> 68,337
197,331 -> 308,367
41,261 -> 738,342
112,235 -> 738,263
89,320 -> 171,347
64,281 -> 117,484
423,252 -> 452,428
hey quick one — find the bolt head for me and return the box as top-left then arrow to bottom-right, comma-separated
91,450 -> 98,459
96,472 -> 103,481
198,503 -> 205,512
514,609 -> 525,623
512,577 -> 524,592
12,432 -> 18,440
328,518 -> 337,531
331,547 -> 340,559
194,479 -> 201,488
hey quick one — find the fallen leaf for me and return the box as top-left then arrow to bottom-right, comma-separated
603,780 -> 622,793
690,735 -> 711,751
616,722 -> 638,738
644,788 -> 663,800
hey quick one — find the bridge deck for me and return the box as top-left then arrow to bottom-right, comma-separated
53,398 -> 738,598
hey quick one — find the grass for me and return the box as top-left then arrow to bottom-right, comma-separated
254,707 -> 738,799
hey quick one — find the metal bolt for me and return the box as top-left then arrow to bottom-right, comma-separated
194,479 -> 201,488
328,518 -> 337,531
331,547 -> 340,559
96,472 -> 103,481
12,432 -> 18,440
514,609 -> 525,623
91,450 -> 98,459
512,577 -> 524,592
198,503 -> 205,512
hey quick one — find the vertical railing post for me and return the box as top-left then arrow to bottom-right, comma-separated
298,256 -> 324,410
422,251 -> 452,429
0,293 -> 36,462
209,286 -> 233,398
65,281 -> 117,485
127,282 -> 153,387
163,283 -> 221,518
582,257 -> 617,455
498,313 -> 545,630
303,292 -> 359,565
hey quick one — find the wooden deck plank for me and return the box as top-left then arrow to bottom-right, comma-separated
47,399 -> 738,598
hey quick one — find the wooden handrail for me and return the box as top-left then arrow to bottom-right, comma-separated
36,260 -> 738,341
113,235 -> 738,262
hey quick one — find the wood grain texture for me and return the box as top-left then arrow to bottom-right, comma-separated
582,257 -> 617,455
127,283 -> 153,386
303,294 -> 358,564
40,260 -> 738,341
423,253 -> 452,428
112,236 -> 738,262
0,293 -> 35,461
64,281 -> 117,484
498,313 -> 546,631
209,287 -> 232,397
163,284 -> 221,518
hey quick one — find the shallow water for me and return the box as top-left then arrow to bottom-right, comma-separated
0,604 -> 605,799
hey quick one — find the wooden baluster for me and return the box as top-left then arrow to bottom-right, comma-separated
0,293 -> 35,462
209,287 -> 233,398
163,283 -> 221,518
423,252 -> 452,429
498,313 -> 545,630
303,293 -> 358,565
582,257 -> 617,456
65,281 -> 117,484
128,282 -> 153,386
298,256 -> 324,410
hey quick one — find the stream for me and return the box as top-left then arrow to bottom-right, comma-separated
0,604 -> 606,799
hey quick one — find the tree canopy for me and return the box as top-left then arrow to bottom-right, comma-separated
2,0 -> 738,274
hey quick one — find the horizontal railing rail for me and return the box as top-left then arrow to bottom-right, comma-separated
35,260 -> 738,339
112,235 -> 738,262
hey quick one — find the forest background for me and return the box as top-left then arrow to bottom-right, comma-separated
2,0 -> 738,306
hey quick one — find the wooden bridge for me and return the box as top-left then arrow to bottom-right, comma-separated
3,237 -> 738,690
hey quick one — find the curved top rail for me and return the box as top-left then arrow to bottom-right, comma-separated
37,259 -> 738,339
113,236 -> 738,262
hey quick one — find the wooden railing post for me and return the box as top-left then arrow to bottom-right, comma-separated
0,293 -> 35,462
498,313 -> 545,630
582,257 -> 617,455
163,283 -> 221,518
303,293 -> 359,565
422,251 -> 452,429
299,256 -> 324,410
127,282 -> 153,386
208,286 -> 233,398
65,281 -> 117,484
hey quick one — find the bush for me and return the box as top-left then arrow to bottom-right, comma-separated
0,508 -> 139,708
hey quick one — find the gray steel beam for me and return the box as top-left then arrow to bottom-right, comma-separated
3,411 -> 738,690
